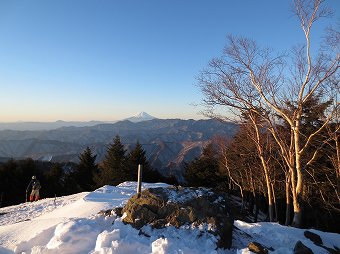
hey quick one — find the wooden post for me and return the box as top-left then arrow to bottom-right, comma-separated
137,164 -> 142,196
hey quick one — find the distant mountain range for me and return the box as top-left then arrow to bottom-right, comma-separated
0,120 -> 107,131
0,112 -> 157,131
0,115 -> 239,179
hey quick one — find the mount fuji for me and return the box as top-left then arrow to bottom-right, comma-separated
124,111 -> 156,123
0,112 -> 156,131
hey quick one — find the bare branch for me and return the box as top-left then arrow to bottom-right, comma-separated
300,103 -> 340,155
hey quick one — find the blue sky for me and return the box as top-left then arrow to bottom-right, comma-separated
0,0 -> 338,122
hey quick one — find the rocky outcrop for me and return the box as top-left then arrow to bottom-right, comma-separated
121,186 -> 234,249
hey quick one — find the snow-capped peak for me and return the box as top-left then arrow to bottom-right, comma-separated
125,112 -> 156,123
134,111 -> 152,118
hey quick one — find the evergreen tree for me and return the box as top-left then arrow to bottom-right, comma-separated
0,159 -> 19,206
44,163 -> 65,196
184,143 -> 222,187
0,158 -> 41,206
74,147 -> 97,191
127,141 -> 162,183
95,135 -> 128,186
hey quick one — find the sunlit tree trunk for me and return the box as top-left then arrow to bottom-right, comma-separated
249,113 -> 275,222
285,171 -> 291,226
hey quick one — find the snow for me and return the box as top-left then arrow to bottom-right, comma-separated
164,187 -> 215,204
0,181 -> 339,254
125,112 -> 156,122
135,112 -> 152,118
233,221 -> 340,254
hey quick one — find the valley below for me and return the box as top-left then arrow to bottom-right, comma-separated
0,119 -> 238,177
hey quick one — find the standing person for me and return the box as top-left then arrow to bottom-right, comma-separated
26,175 -> 41,202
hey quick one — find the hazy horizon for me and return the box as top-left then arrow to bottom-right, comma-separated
0,111 -> 207,123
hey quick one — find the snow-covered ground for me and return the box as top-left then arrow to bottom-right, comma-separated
0,182 -> 339,254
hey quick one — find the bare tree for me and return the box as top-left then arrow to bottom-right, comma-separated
246,111 -> 276,222
198,0 -> 339,227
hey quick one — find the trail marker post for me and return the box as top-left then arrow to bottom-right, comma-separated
137,164 -> 142,197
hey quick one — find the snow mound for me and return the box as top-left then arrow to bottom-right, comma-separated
0,181 -> 339,254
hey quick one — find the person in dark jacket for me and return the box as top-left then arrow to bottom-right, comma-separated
26,175 -> 41,202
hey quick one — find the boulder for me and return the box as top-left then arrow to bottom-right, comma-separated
304,231 -> 323,245
294,240 -> 314,254
121,186 -> 234,249
248,241 -> 269,254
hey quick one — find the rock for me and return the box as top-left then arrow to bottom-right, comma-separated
121,186 -> 234,249
332,246 -> 340,254
248,241 -> 268,254
303,231 -> 340,254
304,231 -> 323,245
294,240 -> 314,254
113,207 -> 123,217
98,209 -> 113,216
